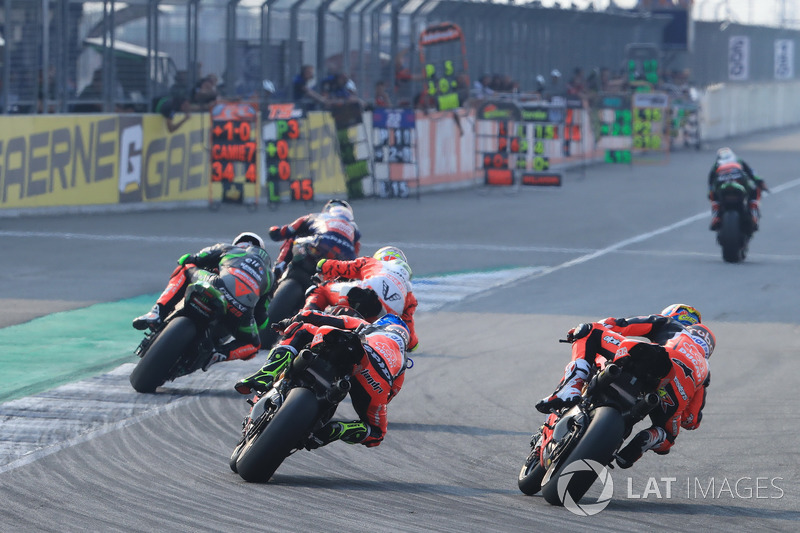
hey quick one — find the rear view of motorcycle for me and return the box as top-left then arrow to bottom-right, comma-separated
129,278 -> 232,393
715,181 -> 754,263
518,354 -> 661,506
230,330 -> 363,483
259,236 -> 330,350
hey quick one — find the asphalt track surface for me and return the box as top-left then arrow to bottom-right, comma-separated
1,128 -> 799,532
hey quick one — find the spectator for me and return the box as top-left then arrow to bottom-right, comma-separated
499,74 -> 515,92
455,73 -> 471,107
546,69 -> 565,100
37,68 -> 57,114
534,74 -> 546,97
0,77 -> 20,113
489,74 -> 504,92
413,90 -> 435,112
156,95 -> 192,133
170,70 -> 190,99
191,74 -> 218,110
322,72 -> 359,104
567,67 -> 587,98
72,69 -> 122,113
293,64 -> 327,110
259,79 -> 277,118
394,50 -> 422,106
73,69 -> 105,112
373,80 -> 392,108
471,74 -> 494,100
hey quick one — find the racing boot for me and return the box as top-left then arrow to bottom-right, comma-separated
234,346 -> 296,394
615,427 -> 668,469
709,201 -> 721,231
304,421 -> 370,450
535,359 -> 591,413
202,352 -> 229,372
132,304 -> 163,331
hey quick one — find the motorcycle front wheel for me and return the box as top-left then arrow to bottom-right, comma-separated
129,317 -> 196,393
235,387 -> 319,483
518,439 -> 547,496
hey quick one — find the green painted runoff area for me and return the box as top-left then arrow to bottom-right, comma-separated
0,295 -> 158,403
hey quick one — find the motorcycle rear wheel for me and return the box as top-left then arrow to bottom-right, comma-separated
719,210 -> 745,263
235,387 -> 319,483
129,317 -> 196,393
541,406 -> 625,506
260,278 -> 306,349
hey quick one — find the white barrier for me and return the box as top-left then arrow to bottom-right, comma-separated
700,81 -> 800,141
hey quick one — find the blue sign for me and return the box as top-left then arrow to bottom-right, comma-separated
372,108 -> 416,129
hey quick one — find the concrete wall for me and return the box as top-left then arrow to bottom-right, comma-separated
700,81 -> 800,141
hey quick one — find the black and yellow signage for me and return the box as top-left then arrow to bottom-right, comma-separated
330,102 -> 371,198
632,92 -> 668,151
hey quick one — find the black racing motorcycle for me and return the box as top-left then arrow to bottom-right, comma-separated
129,276 -> 233,393
230,329 -> 363,483
715,180 -> 754,263
259,235 -> 325,350
518,357 -> 661,506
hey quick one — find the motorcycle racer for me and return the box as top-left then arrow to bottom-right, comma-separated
268,199 -> 361,282
304,245 -> 419,351
535,303 -> 715,469
235,309 -> 412,448
708,147 -> 768,231
132,232 -> 274,369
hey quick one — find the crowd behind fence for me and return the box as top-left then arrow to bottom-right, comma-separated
2,1 -> 800,117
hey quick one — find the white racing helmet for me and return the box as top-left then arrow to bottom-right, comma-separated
716,147 -> 737,165
233,231 -> 266,249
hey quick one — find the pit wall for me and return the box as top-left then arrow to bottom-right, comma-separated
1,83 -> 798,214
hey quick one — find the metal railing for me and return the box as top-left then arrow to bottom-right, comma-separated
2,1 -> 799,115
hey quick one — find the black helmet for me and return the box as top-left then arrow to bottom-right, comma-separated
233,232 -> 265,249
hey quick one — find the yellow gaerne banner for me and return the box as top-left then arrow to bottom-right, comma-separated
301,111 -> 348,197
0,114 -> 208,209
0,112 -> 347,210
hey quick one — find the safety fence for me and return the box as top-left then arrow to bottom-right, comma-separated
4,1 -> 800,119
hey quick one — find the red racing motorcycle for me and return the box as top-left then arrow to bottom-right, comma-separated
518,344 -> 661,506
